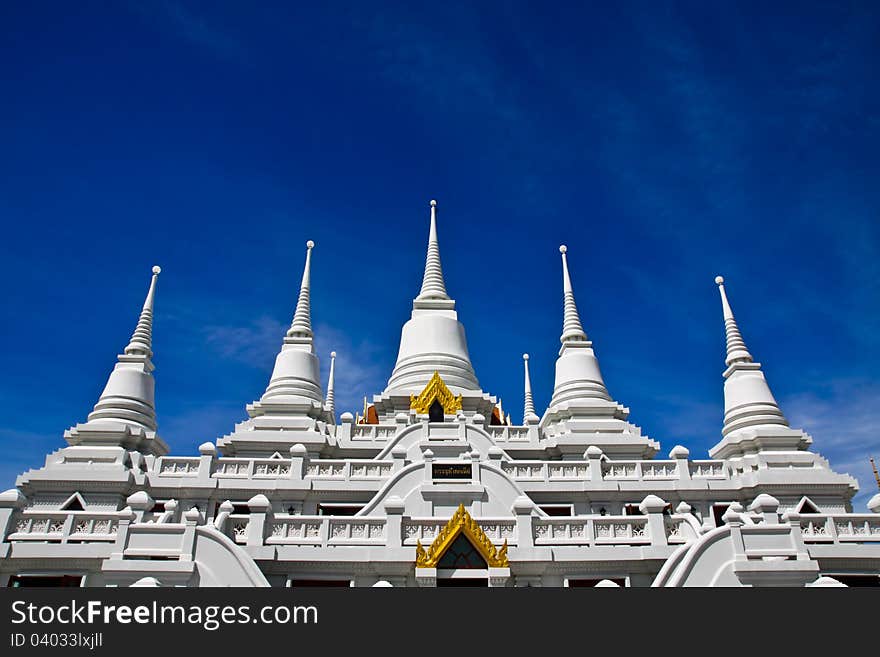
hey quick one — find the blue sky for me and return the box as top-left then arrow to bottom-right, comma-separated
1,2 -> 878,509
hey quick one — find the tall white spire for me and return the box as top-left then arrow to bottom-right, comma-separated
522,353 -> 536,421
259,241 -> 323,404
712,275 -> 788,443
385,200 -> 479,394
83,266 -> 162,433
542,245 -> 658,458
715,276 -> 753,366
288,240 -> 314,339
124,266 -> 161,357
218,243 -> 327,457
559,245 -> 587,344
416,200 -> 450,303
326,350 -> 336,421
547,245 -> 611,408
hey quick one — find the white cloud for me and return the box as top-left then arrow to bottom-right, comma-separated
202,315 -> 287,366
314,322 -> 392,417
781,378 -> 880,511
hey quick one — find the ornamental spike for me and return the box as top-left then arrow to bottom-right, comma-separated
715,276 -> 753,366
288,241 -> 315,338
416,199 -> 450,301
326,350 -> 337,419
559,245 -> 587,343
523,353 -> 536,420
124,266 -> 161,357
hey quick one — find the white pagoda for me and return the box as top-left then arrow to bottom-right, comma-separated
2,201 -> 878,588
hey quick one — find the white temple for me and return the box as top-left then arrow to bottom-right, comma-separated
2,201 -> 879,588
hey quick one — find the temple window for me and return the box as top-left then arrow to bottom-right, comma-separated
428,399 -> 444,422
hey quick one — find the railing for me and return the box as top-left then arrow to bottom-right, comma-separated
349,425 -> 397,440
258,516 -> 387,546
798,514 -> 880,543
306,460 -> 393,480
156,457 -> 201,476
228,514 -> 250,543
532,516 -> 650,545
603,461 -> 678,480
664,517 -> 692,544
214,458 -> 291,478
7,511 -> 123,543
486,426 -> 531,442
502,461 -> 590,482
689,461 -> 727,479
401,518 -> 516,546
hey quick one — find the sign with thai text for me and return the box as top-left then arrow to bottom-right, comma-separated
432,463 -> 472,480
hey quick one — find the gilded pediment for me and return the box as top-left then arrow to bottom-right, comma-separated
415,504 -> 509,569
409,371 -> 463,416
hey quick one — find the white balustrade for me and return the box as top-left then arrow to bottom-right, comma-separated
156,457 -> 201,476
532,516 -> 650,546
689,461 -> 727,479
487,426 -> 530,442
350,425 -> 397,440
8,511 -> 121,542
640,461 -> 678,479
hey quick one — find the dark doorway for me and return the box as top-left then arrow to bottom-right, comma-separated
429,399 -> 445,422
437,578 -> 488,587
9,575 -> 82,587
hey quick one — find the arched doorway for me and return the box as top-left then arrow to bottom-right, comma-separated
428,399 -> 445,422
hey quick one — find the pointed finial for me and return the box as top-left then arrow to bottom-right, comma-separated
559,245 -> 587,343
287,241 -> 315,338
416,199 -> 450,301
715,275 -> 753,366
124,265 -> 161,357
326,351 -> 337,419
871,456 -> 880,491
523,353 -> 536,420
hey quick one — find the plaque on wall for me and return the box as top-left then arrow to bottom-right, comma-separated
432,463 -> 472,480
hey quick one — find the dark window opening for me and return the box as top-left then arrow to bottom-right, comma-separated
712,504 -> 731,527
437,534 -> 488,569
827,575 -> 879,587
9,575 -> 82,588
540,505 -> 574,517
624,504 -> 641,516
289,579 -> 351,587
231,504 -> 250,515
437,578 -> 488,587
429,399 -> 445,422
317,504 -> 363,516
60,496 -> 84,511
797,499 -> 820,514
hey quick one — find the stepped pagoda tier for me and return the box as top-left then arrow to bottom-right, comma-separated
540,246 -> 659,459
217,241 -> 334,457
1,200 -> 872,589
371,201 -> 500,422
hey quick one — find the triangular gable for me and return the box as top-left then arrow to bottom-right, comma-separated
415,504 -> 508,568
795,496 -> 820,514
60,492 -> 86,511
410,371 -> 463,416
